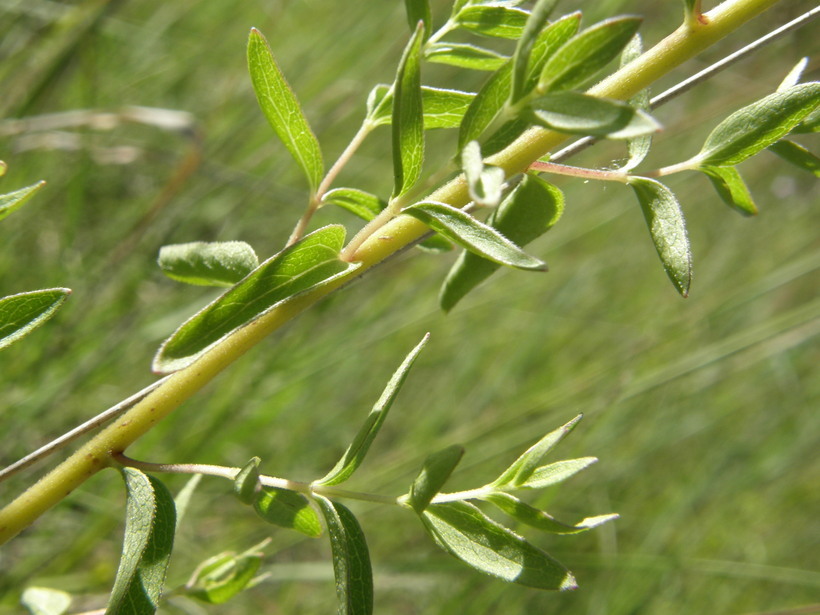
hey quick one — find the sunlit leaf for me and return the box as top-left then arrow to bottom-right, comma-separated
440,174 -> 563,312
366,85 -> 475,130
21,587 -> 71,615
158,241 -> 259,287
314,496 -> 374,615
777,57 -> 808,92
404,201 -> 546,271
315,335 -> 429,486
107,468 -> 176,615
511,0 -> 558,102
409,445 -> 464,513
482,492 -> 619,534
461,140 -> 505,207
629,177 -> 692,297
0,288 -> 71,351
522,12 -> 581,94
768,139 -> 820,177
247,28 -> 323,193
698,165 -> 758,215
620,34 -> 652,170
392,22 -> 426,199
515,457 -> 598,490
185,540 -> 268,605
0,180 -> 45,222
425,42 -> 507,71
530,91 -> 660,138
420,501 -> 577,590
458,61 -> 513,151
153,225 -> 358,373
322,188 -> 386,221
253,487 -> 322,537
233,457 -> 261,504
454,4 -> 530,39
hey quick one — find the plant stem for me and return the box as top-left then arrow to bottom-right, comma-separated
529,161 -> 629,183
0,0 -> 785,546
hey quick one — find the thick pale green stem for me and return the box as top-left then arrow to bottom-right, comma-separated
0,0 -> 783,545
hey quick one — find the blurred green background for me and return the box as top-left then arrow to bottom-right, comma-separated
1,0 -> 818,613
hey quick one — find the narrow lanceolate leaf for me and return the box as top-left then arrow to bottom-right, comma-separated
522,12 -> 581,95
158,241 -> 259,287
530,92 -> 659,139
483,493 -> 619,535
409,445 -> 465,513
0,288 -> 71,351
425,42 -> 507,71
420,501 -> 577,591
454,4 -> 530,39
233,457 -> 262,504
403,201 -> 546,271
698,165 -> 758,216
538,17 -> 642,94
461,141 -> 505,207
314,496 -> 374,615
0,180 -> 45,222
322,188 -> 386,221
107,468 -> 176,615
440,174 -> 563,312
21,587 -> 72,615
620,34 -> 652,171
492,415 -> 582,488
253,487 -> 322,537
458,61 -> 513,151
316,335 -> 429,486
185,541 -> 267,605
404,0 -> 431,39
392,22 -> 425,199
248,28 -> 323,193
153,225 -> 357,373
511,0 -> 558,102
516,457 -> 599,490
777,57 -> 808,92
629,177 -> 692,297
768,140 -> 820,177
694,82 -> 820,167
366,84 -> 475,130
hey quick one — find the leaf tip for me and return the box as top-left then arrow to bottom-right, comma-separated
559,572 -> 579,591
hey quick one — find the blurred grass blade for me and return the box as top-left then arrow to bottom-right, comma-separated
694,82 -> 820,166
0,288 -> 71,351
315,334 -> 429,486
404,0 -> 431,39
366,85 -> 475,130
314,496 -> 374,615
392,22 -> 425,199
425,42 -> 507,71
322,188 -> 387,221
158,241 -> 259,287
768,140 -> 820,176
440,174 -> 563,312
404,201 -> 547,271
420,501 -> 577,590
482,492 -> 618,534
253,487 -> 322,537
107,468 -> 176,615
233,457 -> 261,504
516,457 -> 599,489
511,0 -> 558,102
538,17 -> 642,93
629,177 -> 692,297
530,92 -> 660,138
21,587 -> 71,615
153,225 -> 358,373
454,5 -> 530,39
492,415 -> 582,488
698,165 -> 758,215
248,28 -> 324,193
409,445 -> 465,513
620,35 -> 653,170
0,181 -> 46,222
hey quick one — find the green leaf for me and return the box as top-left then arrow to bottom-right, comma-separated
522,12 -> 582,95
409,445 -> 465,513
315,334 -> 429,486
511,0 -> 558,102
538,17 -> 642,93
530,91 -> 660,139
107,468 -> 176,615
768,139 -> 820,177
153,225 -> 358,373
392,22 -> 426,199
515,457 -> 599,489
461,141 -> 505,207
173,474 -> 202,531
0,288 -> 71,351
792,106 -> 819,134
694,82 -> 820,166
620,34 -> 652,171
440,174 -> 563,312
454,4 -> 530,39
404,0 -> 431,39
314,496 -> 374,615
777,57 -> 808,92
21,587 -> 71,615
366,84 -> 475,130
420,501 -> 576,591
158,241 -> 259,287
403,201 -> 546,271
253,487 -> 322,537
247,28 -> 323,193
681,0 -> 701,21
185,541 -> 267,605
233,457 -> 261,504
322,188 -> 386,221
698,165 -> 758,216
482,492 -> 618,534
425,42 -> 507,71
492,415 -> 582,488
0,180 -> 45,222
629,177 -> 692,297
458,61 -> 513,151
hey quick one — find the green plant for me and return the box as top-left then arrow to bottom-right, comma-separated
2,0 -> 817,613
